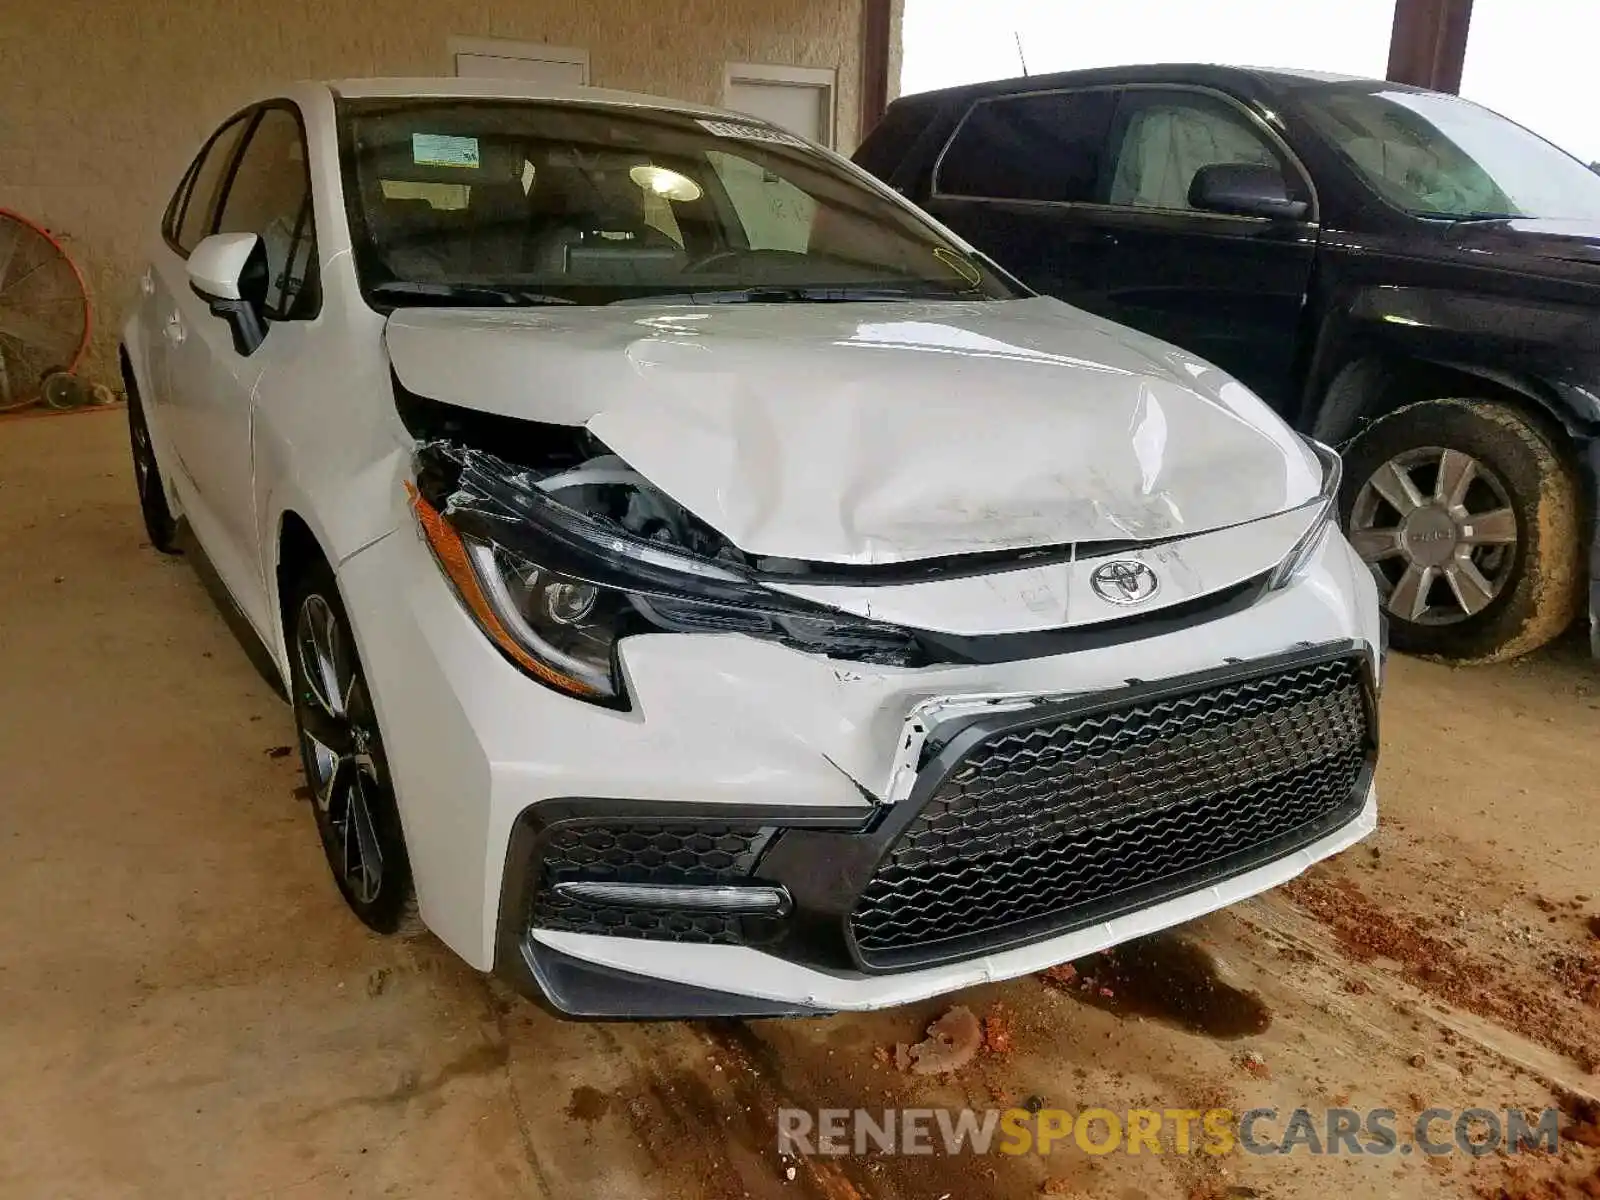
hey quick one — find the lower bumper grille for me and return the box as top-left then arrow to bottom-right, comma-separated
531,823 -> 774,945
849,654 -> 1373,966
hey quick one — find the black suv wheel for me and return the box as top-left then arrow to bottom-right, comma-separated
1340,398 -> 1582,663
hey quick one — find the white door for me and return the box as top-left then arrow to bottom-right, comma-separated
451,39 -> 589,86
724,65 -> 836,147
164,105 -> 319,637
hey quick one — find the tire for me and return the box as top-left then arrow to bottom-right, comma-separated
286,557 -> 419,934
126,388 -> 182,554
1339,398 -> 1582,663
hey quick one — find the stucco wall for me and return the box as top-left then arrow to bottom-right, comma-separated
0,0 -> 870,382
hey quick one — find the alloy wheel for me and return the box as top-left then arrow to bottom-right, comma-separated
294,593 -> 386,905
129,403 -> 154,502
1348,446 -> 1518,625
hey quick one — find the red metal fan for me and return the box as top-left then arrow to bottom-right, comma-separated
0,209 -> 91,412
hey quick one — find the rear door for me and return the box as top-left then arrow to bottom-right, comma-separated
921,88 -> 1118,307
1078,86 -> 1320,405
163,104 -> 319,635
148,111 -> 252,456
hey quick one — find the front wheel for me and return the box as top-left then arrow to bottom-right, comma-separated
1340,398 -> 1582,663
287,561 -> 417,933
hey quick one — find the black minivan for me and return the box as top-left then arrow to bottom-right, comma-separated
856,65 -> 1600,664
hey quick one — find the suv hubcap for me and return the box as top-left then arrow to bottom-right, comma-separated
1349,447 -> 1518,626
295,594 -> 384,904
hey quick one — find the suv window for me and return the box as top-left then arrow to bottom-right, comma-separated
1298,86 -> 1600,221
936,90 -> 1116,203
215,106 -> 318,319
168,115 -> 250,254
1108,90 -> 1295,212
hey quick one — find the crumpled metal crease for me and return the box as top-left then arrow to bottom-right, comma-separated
386,296 -> 1319,565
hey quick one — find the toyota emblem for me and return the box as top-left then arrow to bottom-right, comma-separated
1089,559 -> 1160,605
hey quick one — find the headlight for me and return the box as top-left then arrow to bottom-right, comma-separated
1267,439 -> 1342,591
407,449 -> 923,707
410,484 -> 626,701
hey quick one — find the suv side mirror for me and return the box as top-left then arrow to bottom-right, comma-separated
1189,163 -> 1308,221
186,232 -> 269,356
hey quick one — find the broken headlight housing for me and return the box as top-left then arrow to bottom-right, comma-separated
1266,438 -> 1342,591
409,445 -> 924,706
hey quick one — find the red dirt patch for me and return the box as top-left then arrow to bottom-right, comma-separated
1282,875 -> 1600,1071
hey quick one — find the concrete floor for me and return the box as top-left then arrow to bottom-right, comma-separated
2,408 -> 1598,1200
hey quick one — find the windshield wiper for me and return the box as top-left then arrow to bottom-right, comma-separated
369,281 -> 576,306
612,284 -> 978,306
1417,210 -> 1519,222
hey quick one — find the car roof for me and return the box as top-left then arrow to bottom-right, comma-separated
325,76 -> 738,119
888,62 -> 1422,106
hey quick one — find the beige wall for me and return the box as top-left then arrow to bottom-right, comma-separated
0,0 -> 873,381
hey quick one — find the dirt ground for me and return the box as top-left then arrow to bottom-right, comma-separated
2,407 -> 1598,1200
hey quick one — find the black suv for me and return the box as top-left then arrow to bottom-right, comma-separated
856,65 -> 1600,662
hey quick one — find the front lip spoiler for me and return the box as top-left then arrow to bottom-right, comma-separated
520,939 -> 833,1020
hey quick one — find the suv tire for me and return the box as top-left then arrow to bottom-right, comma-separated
1340,398 -> 1582,663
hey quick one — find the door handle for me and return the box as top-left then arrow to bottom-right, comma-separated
164,314 -> 186,346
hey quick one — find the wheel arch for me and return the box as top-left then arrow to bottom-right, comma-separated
273,508 -> 334,684
119,340 -> 185,523
1312,353 -> 1582,454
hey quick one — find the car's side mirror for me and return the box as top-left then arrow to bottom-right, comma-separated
1189,162 -> 1309,221
187,232 -> 269,356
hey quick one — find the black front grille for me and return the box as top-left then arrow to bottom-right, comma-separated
849,655 -> 1372,966
531,823 -> 773,945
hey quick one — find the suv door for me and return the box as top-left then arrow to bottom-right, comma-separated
162,104 -> 319,636
1083,87 -> 1319,404
922,88 -> 1117,307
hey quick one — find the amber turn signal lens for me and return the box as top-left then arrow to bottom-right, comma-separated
406,484 -> 604,698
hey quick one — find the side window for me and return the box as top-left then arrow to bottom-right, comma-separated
935,90 -> 1117,203
215,107 -> 318,319
1107,91 -> 1294,212
168,116 -> 250,254
707,149 -> 815,251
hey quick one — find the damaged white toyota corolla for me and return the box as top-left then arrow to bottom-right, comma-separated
123,79 -> 1382,1017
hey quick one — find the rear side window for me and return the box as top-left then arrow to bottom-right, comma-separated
935,90 -> 1116,203
167,115 -> 250,254
215,107 -> 318,320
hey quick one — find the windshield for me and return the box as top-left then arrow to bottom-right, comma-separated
1297,86 -> 1600,221
338,99 -> 1016,306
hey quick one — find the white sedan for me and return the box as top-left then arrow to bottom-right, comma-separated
122,78 -> 1382,1017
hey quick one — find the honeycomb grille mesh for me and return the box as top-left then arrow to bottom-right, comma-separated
531,823 -> 772,944
850,656 -> 1370,963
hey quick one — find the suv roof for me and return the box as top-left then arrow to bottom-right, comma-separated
885,62 -> 1421,108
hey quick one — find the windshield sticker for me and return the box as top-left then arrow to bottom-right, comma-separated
696,119 -> 811,150
412,133 -> 481,169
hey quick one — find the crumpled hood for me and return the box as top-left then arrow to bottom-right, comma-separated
386,297 -> 1319,565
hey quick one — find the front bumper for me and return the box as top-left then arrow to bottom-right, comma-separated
338,520 -> 1383,1016
516,790 -> 1377,1017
